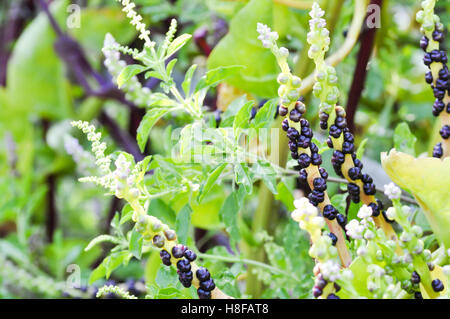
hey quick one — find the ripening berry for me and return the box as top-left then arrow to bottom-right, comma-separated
279,106 -> 288,117
172,244 -> 186,259
420,36 -> 428,50
152,235 -> 165,248
312,286 -> 322,298
289,109 -> 302,122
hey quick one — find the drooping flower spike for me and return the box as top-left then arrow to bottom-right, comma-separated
71,121 -> 230,299
257,23 -> 352,268
306,2 -> 397,241
416,0 -> 450,159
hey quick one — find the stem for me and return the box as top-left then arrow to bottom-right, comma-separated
346,0 -> 383,133
198,253 -> 302,282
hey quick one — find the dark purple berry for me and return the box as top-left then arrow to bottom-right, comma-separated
328,232 -> 337,246
425,71 -> 433,84
420,36 -> 428,50
348,167 -> 361,180
196,267 -> 210,281
440,125 -> 449,139
287,127 -> 300,140
363,183 -> 376,195
298,153 -> 311,168
313,177 -> 327,192
172,245 -> 186,259
289,109 -> 302,122
184,250 -> 197,262
281,119 -> 289,131
368,202 -> 380,217
327,293 -> 340,299
347,183 -> 360,196
323,205 -> 337,220
312,286 -> 322,298
431,279 -> 444,292
279,106 -> 288,117
342,141 -> 354,154
299,169 -> 308,183
311,153 -> 322,166
335,116 -> 347,129
176,259 -> 191,272
310,143 -> 319,154
336,213 -> 347,228
197,288 -> 211,299
200,279 -> 216,292
319,167 -> 328,180
433,142 -> 443,158
361,173 -> 373,184
411,271 -> 421,284
297,135 -> 311,148
329,125 -> 342,138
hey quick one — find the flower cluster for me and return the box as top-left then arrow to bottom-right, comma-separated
115,0 -> 154,48
416,0 -> 450,159
102,34 -> 153,107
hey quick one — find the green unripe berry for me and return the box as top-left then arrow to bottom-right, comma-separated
277,73 -> 289,85
291,76 -> 302,88
278,85 -> 288,97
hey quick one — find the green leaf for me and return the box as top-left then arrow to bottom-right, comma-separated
275,181 -> 294,211
129,229 -> 143,259
207,0 -> 279,97
166,34 -> 192,57
137,108 -> 170,152
219,188 -> 246,245
393,122 -> 417,156
175,204 -> 192,245
356,138 -> 368,159
195,65 -> 245,92
105,251 -> 132,279
234,163 -> 253,194
89,262 -> 106,285
233,100 -> 254,137
117,64 -> 148,88
85,235 -> 120,252
251,99 -> 277,129
166,58 -> 178,78
253,161 -> 278,194
182,64 -> 198,97
198,163 -> 228,203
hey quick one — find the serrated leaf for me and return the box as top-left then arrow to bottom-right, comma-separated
175,204 -> 192,245
117,64 -> 148,88
129,229 -> 143,259
233,100 -> 254,138
166,34 -> 192,57
137,108 -> 170,152
105,251 -> 132,278
198,163 -> 228,203
234,163 -> 253,194
195,65 -> 245,92
251,99 -> 277,129
219,191 -> 242,244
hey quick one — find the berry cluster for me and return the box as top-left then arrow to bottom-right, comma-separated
281,103 -> 348,242
159,242 -> 216,299
417,2 -> 450,159
312,274 -> 341,299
